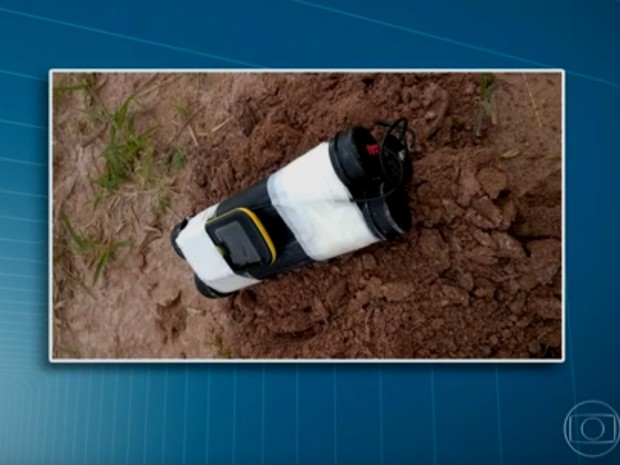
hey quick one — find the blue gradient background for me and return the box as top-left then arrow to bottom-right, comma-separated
0,1 -> 619,463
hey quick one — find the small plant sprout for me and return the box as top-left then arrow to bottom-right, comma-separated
156,195 -> 170,217
474,73 -> 500,137
171,149 -> 186,171
173,100 -> 188,117
53,73 -> 98,96
92,239 -> 133,285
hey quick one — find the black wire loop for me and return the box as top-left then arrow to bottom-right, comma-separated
350,118 -> 414,204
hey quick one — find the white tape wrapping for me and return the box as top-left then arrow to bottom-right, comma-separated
176,203 -> 260,294
267,142 -> 379,261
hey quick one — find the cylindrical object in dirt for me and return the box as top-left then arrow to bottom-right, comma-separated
171,119 -> 414,298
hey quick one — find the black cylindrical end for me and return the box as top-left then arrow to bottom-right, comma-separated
362,187 -> 412,241
171,218 -> 188,259
329,126 -> 380,189
194,274 -> 236,299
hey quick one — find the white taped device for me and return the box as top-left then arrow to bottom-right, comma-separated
172,122 -> 412,297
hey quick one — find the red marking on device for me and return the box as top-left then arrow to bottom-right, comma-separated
367,144 -> 380,155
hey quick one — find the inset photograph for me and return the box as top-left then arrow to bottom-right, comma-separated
50,70 -> 563,361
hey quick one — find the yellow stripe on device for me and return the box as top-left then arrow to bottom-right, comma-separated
206,207 -> 277,267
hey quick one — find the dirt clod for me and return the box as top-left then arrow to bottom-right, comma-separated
382,282 -> 415,302
325,279 -> 348,309
477,166 -> 508,199
361,254 -> 377,270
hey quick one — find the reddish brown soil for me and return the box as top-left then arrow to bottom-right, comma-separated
52,72 -> 562,359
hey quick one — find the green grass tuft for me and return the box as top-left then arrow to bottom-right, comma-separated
171,149 -> 186,170
474,73 -> 500,137
173,100 -> 188,117
94,94 -> 159,197
211,338 -> 233,359
92,239 -> 133,285
62,215 -> 96,252
61,214 -> 132,285
53,73 -> 98,96
156,194 -> 170,217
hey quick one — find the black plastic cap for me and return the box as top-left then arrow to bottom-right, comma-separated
194,274 -> 236,299
329,126 -> 380,190
170,218 -> 189,259
362,186 -> 412,241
